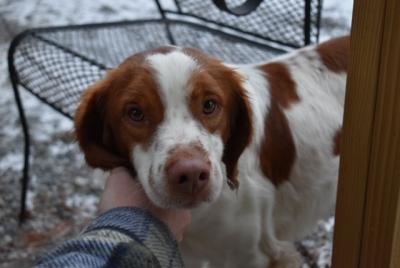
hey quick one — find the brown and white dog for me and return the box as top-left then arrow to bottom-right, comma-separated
75,36 -> 349,267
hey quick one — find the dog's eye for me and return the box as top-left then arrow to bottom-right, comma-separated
203,99 -> 218,115
128,106 -> 145,122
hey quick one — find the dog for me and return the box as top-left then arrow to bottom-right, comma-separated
75,36 -> 349,267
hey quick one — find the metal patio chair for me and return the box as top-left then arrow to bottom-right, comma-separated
7,0 -> 322,221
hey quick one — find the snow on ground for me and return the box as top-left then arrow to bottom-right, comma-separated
0,0 -> 352,267
320,0 -> 353,41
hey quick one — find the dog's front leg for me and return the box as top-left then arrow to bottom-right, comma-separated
259,194 -> 303,268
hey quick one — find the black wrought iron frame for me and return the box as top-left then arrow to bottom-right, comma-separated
7,0 -> 322,222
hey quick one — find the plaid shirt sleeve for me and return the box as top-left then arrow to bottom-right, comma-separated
37,207 -> 184,268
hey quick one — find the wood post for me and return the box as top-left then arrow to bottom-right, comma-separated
332,0 -> 400,267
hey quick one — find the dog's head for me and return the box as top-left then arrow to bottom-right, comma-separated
75,47 -> 252,208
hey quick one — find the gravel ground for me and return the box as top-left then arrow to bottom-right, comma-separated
0,0 -> 352,267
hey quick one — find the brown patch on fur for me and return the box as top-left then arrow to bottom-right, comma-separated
75,55 -> 165,172
260,63 -> 300,108
260,102 -> 296,185
185,48 -> 253,189
259,62 -> 299,186
317,36 -> 350,72
188,70 -> 231,140
333,129 -> 341,156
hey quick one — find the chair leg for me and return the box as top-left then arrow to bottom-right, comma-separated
19,117 -> 30,223
10,79 -> 31,224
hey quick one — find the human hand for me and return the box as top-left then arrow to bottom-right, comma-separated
99,167 -> 192,241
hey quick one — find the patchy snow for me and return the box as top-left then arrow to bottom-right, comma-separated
65,194 -> 99,218
0,153 -> 23,171
320,0 -> 353,41
0,0 -> 158,28
0,0 -> 353,267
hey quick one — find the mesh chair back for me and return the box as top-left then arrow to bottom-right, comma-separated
159,0 -> 322,48
9,0 -> 323,119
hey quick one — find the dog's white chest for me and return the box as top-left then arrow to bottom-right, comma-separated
181,175 -> 273,268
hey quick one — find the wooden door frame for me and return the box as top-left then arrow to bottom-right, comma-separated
332,0 -> 400,267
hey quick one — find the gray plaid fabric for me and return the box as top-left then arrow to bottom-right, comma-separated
37,207 -> 184,268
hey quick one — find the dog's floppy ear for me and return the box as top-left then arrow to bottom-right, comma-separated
222,88 -> 252,190
75,72 -> 131,170
207,62 -> 253,189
